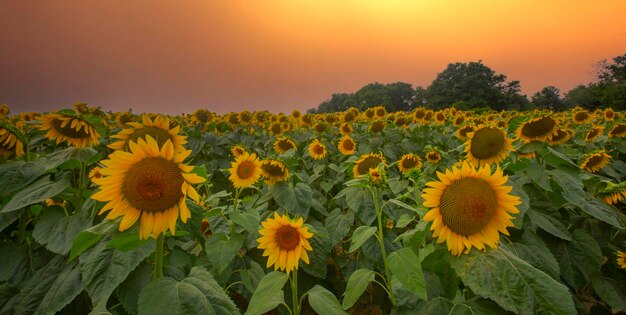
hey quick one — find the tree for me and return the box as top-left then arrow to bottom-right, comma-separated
565,53 -> 626,110
532,86 -> 567,110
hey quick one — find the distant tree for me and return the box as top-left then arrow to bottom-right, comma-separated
413,86 -> 428,108
532,86 -> 568,110
425,61 -> 528,110
310,82 -> 416,113
565,53 -> 626,110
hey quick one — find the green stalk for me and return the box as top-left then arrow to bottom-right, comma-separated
290,270 -> 300,315
76,161 -> 87,212
230,188 -> 240,236
18,142 -> 31,245
154,234 -> 165,280
371,187 -> 397,307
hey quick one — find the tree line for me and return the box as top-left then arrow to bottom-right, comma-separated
308,53 -> 626,113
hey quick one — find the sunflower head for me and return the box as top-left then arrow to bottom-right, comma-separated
89,166 -> 103,180
464,125 -> 512,167
231,145 -> 247,158
585,126 -> 605,142
580,151 -> 611,173
398,153 -> 423,174
37,113 -> 100,148
228,152 -> 262,189
425,150 -> 442,164
0,104 -> 10,118
617,250 -> 626,270
314,122 -> 328,133
604,108 -> 616,121
343,111 -> 357,123
422,162 -> 521,255
368,167 -> 386,186
434,112 -> 447,125
338,135 -> 356,155
260,159 -> 290,185
257,212 -> 313,274
0,124 -> 25,159
517,115 -> 558,143
108,115 -> 187,152
369,120 -> 385,133
239,111 -> 253,124
73,102 -> 89,114
308,139 -> 327,160
609,123 -> 626,138
596,182 -> 626,205
353,152 -> 386,177
548,128 -> 571,145
91,136 -> 205,239
453,115 -> 465,127
274,137 -> 297,154
291,110 -> 301,119
192,109 -> 211,124
456,125 -> 475,141
339,123 -> 353,135
572,110 -> 592,124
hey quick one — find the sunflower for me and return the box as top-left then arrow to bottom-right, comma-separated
228,152 -> 262,189
369,120 -> 385,133
369,167 -> 385,185
291,110 -> 302,119
422,162 -> 521,255
91,136 -> 205,239
453,115 -> 465,127
516,151 -> 536,160
191,109 -> 211,125
414,108 -> 427,123
353,153 -> 385,177
308,139 -> 327,160
37,113 -> 100,148
609,123 -> 626,138
314,122 -> 328,133
89,166 -> 103,180
617,251 -> 626,270
257,212 -> 313,274
260,159 -> 290,185
585,126 -> 604,142
338,135 -> 356,155
597,183 -> 626,205
398,153 -> 423,174
116,112 -> 135,126
339,123 -> 353,135
0,124 -> 25,159
0,104 -> 9,118
74,102 -> 89,114
456,125 -> 475,141
231,145 -> 247,157
604,108 -> 616,121
434,112 -> 447,125
516,115 -> 558,143
108,115 -> 186,152
464,125 -> 512,167
343,111 -> 357,123
580,151 -> 611,173
572,110 -> 592,124
548,128 -> 571,145
239,111 -> 253,124
425,150 -> 442,164
274,137 -> 297,154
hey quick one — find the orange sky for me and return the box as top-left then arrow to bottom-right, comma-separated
1,1 -> 625,114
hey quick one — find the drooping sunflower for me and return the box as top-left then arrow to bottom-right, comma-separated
231,145 -> 247,158
308,139 -> 327,160
464,125 -> 512,167
422,162 -> 521,255
425,150 -> 442,164
597,182 -> 626,205
585,126 -> 604,142
369,120 -> 385,133
516,151 -> 536,160
456,125 -> 475,141
608,123 -> 626,138
397,153 -> 423,175
257,212 -> 313,274
353,153 -> 386,177
260,159 -> 290,185
37,113 -> 100,148
516,115 -> 558,143
617,251 -> 626,270
228,152 -> 262,189
0,124 -> 25,159
338,135 -> 356,155
339,123 -> 353,135
91,136 -> 205,239
191,109 -> 212,125
548,128 -> 571,145
580,151 -> 611,173
108,115 -> 187,152
572,110 -> 592,124
274,137 -> 297,154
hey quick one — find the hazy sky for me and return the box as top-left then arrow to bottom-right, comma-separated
1,1 -> 625,114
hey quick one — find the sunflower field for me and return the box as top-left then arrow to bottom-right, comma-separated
1,103 -> 626,315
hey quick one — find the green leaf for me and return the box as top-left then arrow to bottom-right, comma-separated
205,234 -> 245,274
388,198 -> 422,215
0,174 -> 70,213
79,237 -> 154,309
0,212 -> 20,233
42,147 -> 98,169
117,262 -> 152,315
244,271 -> 288,315
325,209 -> 354,245
0,160 -> 45,197
451,247 -> 576,315
578,198 -> 623,229
342,269 -> 375,310
107,232 -> 151,251
68,219 -> 117,262
527,209 -> 571,240
509,231 -> 560,279
138,277 -> 213,315
348,226 -> 377,253
307,285 -> 348,315
32,210 -> 91,255
388,178 -> 409,194
549,229 -> 602,290
240,260 -> 265,294
343,187 -> 375,225
301,220 -> 332,279
34,261 -> 84,315
0,242 -> 28,284
525,164 -> 552,191
591,274 -> 626,312
230,208 -> 261,234
271,182 -> 312,217
183,267 -> 240,314
12,256 -> 67,315
388,248 -> 427,300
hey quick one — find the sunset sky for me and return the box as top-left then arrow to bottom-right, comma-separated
1,1 -> 625,114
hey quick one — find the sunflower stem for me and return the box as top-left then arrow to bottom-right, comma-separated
154,233 -> 165,280
76,161 -> 87,213
371,187 -> 397,308
290,270 -> 300,315
230,188 -> 241,237
18,143 -> 31,245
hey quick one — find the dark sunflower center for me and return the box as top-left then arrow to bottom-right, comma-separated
376,109 -> 386,116
51,118 -> 91,139
342,140 -> 354,151
587,129 -> 600,139
237,161 -> 256,179
439,177 -> 498,236
370,121 -> 384,132
261,162 -> 286,177
122,157 -> 184,213
315,124 -> 327,133
196,111 -> 209,122
574,112 -> 588,121
357,156 -> 383,175
427,152 -> 440,161
415,110 -> 425,119
402,156 -> 418,169
521,116 -> 556,138
234,148 -> 244,156
344,112 -> 355,122
126,126 -> 173,149
436,113 -> 445,121
459,126 -> 473,137
551,129 -> 568,142
313,144 -> 325,155
277,140 -> 294,151
611,124 -> 626,136
276,225 -> 300,250
271,124 -> 282,134
119,114 -> 133,124
240,113 -> 251,122
470,127 -> 505,159
584,155 -> 605,169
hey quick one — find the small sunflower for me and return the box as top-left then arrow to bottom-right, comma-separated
617,251 -> 626,270
585,126 -> 604,142
338,135 -> 356,155
369,121 -> 385,133
308,139 -> 327,160
368,167 -> 385,185
108,115 -> 186,152
456,125 -> 475,141
422,162 -> 521,255
91,136 -> 205,239
374,106 -> 387,118
228,152 -> 262,189
572,110 -> 592,124
37,113 -> 100,148
0,104 -> 9,118
191,109 -> 212,125
464,125 -> 512,167
257,212 -> 313,274
517,115 -> 558,143
339,123 -> 353,135
398,153 -> 423,175
425,150 -> 442,164
580,151 -> 611,173
353,153 -> 385,177
453,115 -> 465,127
89,166 -> 103,180
274,137 -> 297,154
239,111 -> 253,124
291,110 -> 301,119
260,159 -> 290,185
434,112 -> 447,125
608,123 -> 626,138
604,108 -> 616,121
0,124 -> 25,159
231,145 -> 247,158
548,128 -> 571,145
343,112 -> 357,123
